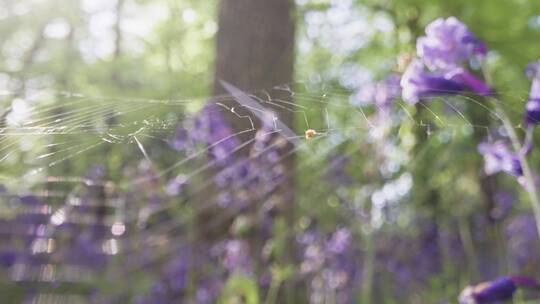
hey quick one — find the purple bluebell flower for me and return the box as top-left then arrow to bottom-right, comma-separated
403,17 -> 491,104
164,254 -> 190,291
196,104 -> 240,163
490,190 -> 514,220
196,277 -> 222,304
84,164 -> 106,182
417,17 -> 487,70
17,195 -> 44,206
63,236 -> 108,267
0,249 -> 17,268
378,220 -> 442,298
326,228 -> 352,254
459,276 -> 540,304
298,227 -> 359,302
459,277 -> 516,304
401,60 -> 491,104
401,60 -> 467,104
326,153 -> 353,186
510,276 -> 540,289
169,126 -> 190,151
297,229 -> 326,274
324,229 -> 358,296
478,141 -> 522,177
214,159 -> 250,188
375,74 -> 402,110
300,241 -> 325,274
355,74 -> 401,113
452,69 -> 492,96
165,174 -> 187,196
209,136 -> 240,163
221,239 -> 252,274
524,61 -> 540,125
172,103 -> 240,163
506,213 -> 540,272
136,245 -> 224,304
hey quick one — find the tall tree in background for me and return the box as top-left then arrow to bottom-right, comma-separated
210,0 -> 296,224
209,0 -> 297,290
212,0 -> 295,97
211,0 -> 296,156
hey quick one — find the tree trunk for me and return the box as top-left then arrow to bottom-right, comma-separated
208,0 -> 296,299
209,0 -> 296,230
212,0 -> 295,94
212,0 -> 295,135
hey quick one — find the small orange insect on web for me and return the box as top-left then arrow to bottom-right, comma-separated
305,129 -> 317,140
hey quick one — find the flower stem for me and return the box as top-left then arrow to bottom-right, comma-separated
494,101 -> 540,239
457,216 -> 479,280
265,277 -> 281,304
361,230 -> 375,303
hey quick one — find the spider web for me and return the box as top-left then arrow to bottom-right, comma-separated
0,81 -> 532,302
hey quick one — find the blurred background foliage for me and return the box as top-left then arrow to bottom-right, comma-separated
2,0 -> 540,303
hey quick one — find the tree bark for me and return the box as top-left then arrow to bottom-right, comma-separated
212,0 -> 295,93
212,0 -> 295,134
209,0 -> 296,228
208,0 -> 296,298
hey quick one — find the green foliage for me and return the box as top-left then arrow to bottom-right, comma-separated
2,0 -> 540,302
219,275 -> 260,304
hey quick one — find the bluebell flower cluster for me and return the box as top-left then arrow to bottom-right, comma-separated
0,165 -> 120,301
478,141 -> 523,177
400,17 -> 492,104
298,227 -> 359,303
525,61 -> 540,126
170,103 -> 240,164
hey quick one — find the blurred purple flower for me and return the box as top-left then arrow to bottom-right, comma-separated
300,242 -> 325,274
401,61 -> 465,104
417,17 -> 487,70
511,275 -> 540,289
18,195 -> 44,206
209,137 -> 240,163
196,278 -> 222,304
222,239 -> 252,274
169,126 -> 190,151
64,236 -> 108,267
506,213 -> 540,272
401,60 -> 491,104
490,190 -> 514,220
375,74 -> 402,110
171,103 -> 239,163
137,245 -> 224,304
215,159 -> 250,188
0,249 -> 17,268
453,69 -> 493,96
478,141 -> 522,177
459,276 -> 540,304
165,174 -> 187,196
378,220 -> 442,298
298,227 -> 359,302
196,104 -> 240,163
326,228 -> 352,254
211,121 -> 286,213
164,254 -> 190,291
355,74 -> 401,113
524,61 -> 540,125
326,153 -> 353,186
403,17 -> 491,104
84,164 -> 106,182
459,277 -> 516,304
